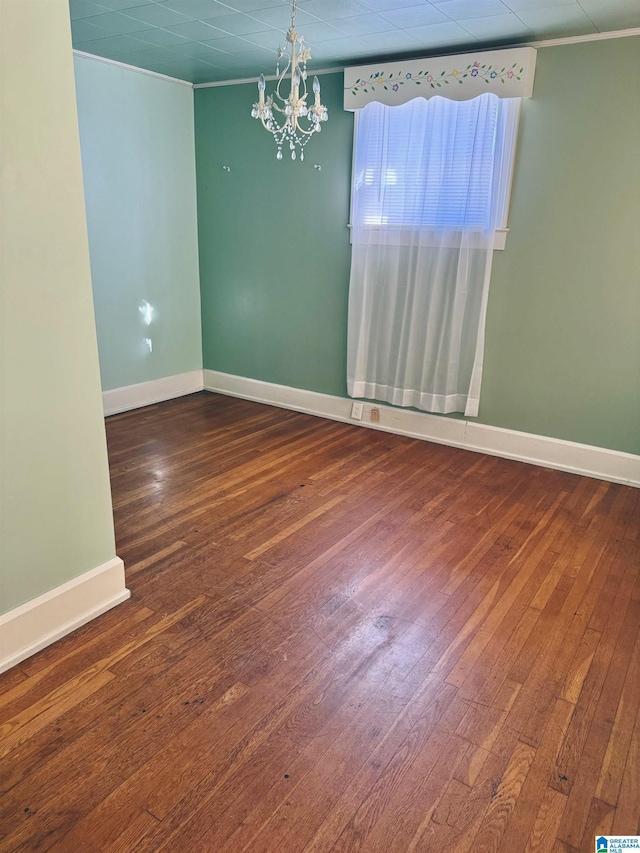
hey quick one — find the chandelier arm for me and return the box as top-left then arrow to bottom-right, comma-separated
275,55 -> 291,102
251,0 -> 328,161
292,123 -> 321,137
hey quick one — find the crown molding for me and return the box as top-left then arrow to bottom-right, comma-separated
72,50 -> 194,88
528,26 -> 640,48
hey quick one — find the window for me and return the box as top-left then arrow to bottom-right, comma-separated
351,93 -> 521,247
347,93 -> 524,417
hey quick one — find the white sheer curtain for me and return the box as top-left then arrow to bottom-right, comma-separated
347,93 -> 521,417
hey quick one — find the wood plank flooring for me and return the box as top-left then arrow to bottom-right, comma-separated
1,391 -> 639,852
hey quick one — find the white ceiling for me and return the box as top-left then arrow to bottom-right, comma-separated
69,0 -> 640,83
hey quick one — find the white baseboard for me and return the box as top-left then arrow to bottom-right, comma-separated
203,369 -> 640,488
103,369 -> 204,416
0,558 -> 130,674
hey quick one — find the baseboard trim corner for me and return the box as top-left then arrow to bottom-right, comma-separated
103,370 -> 204,416
203,369 -> 640,488
0,557 -> 130,674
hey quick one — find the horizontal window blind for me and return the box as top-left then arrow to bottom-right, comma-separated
352,94 -> 519,232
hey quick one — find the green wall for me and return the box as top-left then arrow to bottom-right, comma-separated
74,55 -> 202,392
481,37 -> 640,454
196,73 -> 354,396
1,0 -> 118,614
196,38 -> 640,456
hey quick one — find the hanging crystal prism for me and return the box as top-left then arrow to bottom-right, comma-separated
250,0 -> 328,163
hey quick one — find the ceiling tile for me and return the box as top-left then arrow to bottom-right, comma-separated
578,0 -> 640,30
165,19 -> 232,38
90,0 -> 156,8
310,37 -> 368,58
434,0 -> 511,20
288,20 -> 351,40
92,0 -> 158,12
121,4 -> 194,27
244,6 -> 318,28
69,0 -> 110,19
78,33 -> 156,54
161,58 -> 225,80
379,5 -> 451,26
81,11 -> 152,34
459,12 -> 534,39
516,2 -> 597,35
503,0 -> 575,10
192,68 -> 234,81
201,24 -> 245,39
409,20 -> 480,45
247,19 -> 349,46
71,18 -> 110,41
357,28 -> 422,48
359,0 -> 427,11
205,13 -> 276,34
201,35 -> 261,52
122,44 -> 178,61
166,41 -> 231,60
331,13 -> 398,35
298,0 -> 372,20
119,56 -> 185,74
326,46 -> 375,63
221,0 -> 287,12
164,57 -> 223,71
243,28 -> 290,47
220,47 -> 276,66
159,0 -> 231,18
92,50 -> 144,65
128,27 -> 191,46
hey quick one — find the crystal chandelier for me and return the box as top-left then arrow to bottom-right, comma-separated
251,0 -> 328,162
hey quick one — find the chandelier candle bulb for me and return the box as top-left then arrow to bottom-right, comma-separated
250,0 -> 328,162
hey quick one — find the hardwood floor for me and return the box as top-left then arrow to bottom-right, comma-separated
1,391 -> 639,852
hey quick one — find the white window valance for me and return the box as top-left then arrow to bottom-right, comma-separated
344,47 -> 536,111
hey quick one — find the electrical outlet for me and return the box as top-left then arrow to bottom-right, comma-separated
351,401 -> 364,421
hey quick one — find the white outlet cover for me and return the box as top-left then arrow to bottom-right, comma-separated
351,402 -> 364,421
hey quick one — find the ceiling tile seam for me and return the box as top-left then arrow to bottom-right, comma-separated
452,13 -> 530,43
432,0 -> 531,35
575,1 -> 601,33
427,1 -> 512,26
